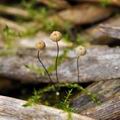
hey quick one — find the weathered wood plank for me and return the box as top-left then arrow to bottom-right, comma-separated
0,78 -> 13,91
0,47 -> 120,83
54,4 -> 113,25
100,25 -> 120,39
0,17 -> 25,32
57,47 -> 120,82
38,0 -> 70,9
71,0 -> 120,6
80,15 -> 120,44
0,95 -> 94,120
81,96 -> 120,120
71,79 -> 120,113
0,5 -> 29,18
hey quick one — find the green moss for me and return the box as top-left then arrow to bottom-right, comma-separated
63,33 -> 88,45
21,0 -> 72,32
0,49 -> 16,56
100,0 -> 111,7
76,34 -> 88,45
25,64 -> 46,76
56,89 -> 73,120
23,89 -> 41,107
1,26 -> 21,48
25,48 -> 68,76
24,83 -> 100,108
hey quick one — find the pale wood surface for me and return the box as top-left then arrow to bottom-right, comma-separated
81,96 -> 120,120
0,95 -> 94,120
0,47 -> 120,83
71,79 -> 120,112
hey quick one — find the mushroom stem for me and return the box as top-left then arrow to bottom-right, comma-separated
55,42 -> 59,82
37,50 -> 53,83
77,56 -> 80,82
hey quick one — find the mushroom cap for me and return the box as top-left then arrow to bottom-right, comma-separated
35,40 -> 46,50
75,46 -> 86,56
50,31 -> 62,42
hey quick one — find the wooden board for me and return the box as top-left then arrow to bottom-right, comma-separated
0,95 -> 94,120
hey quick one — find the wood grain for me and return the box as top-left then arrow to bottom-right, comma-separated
0,47 -> 120,83
0,95 -> 94,120
81,96 -> 120,120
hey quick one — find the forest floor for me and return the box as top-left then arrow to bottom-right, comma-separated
0,0 -> 120,120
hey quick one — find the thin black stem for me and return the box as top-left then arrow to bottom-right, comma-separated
77,56 -> 80,82
37,50 -> 53,83
55,42 -> 59,82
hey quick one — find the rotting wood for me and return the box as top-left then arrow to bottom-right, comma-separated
18,31 -> 73,49
70,79 -> 120,113
0,3 -> 113,32
100,25 -> 120,39
50,3 -> 113,26
0,95 -> 94,120
79,15 -> 120,45
0,0 -> 19,3
38,0 -> 70,9
0,47 -> 120,83
81,96 -> 120,120
0,17 -> 25,32
57,47 -> 120,83
27,3 -> 114,30
73,0 -> 120,6
0,5 -> 29,18
0,78 -> 13,91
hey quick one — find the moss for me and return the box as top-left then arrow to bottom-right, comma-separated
100,0 -> 111,7
24,83 -> 100,108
